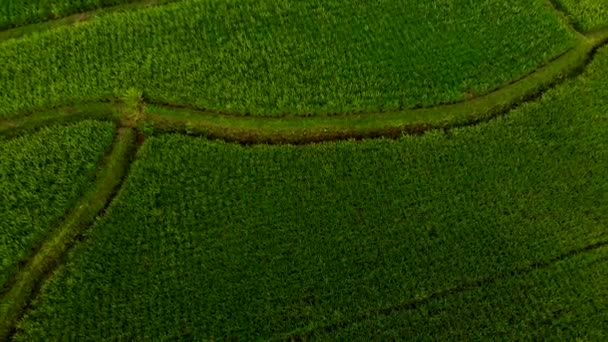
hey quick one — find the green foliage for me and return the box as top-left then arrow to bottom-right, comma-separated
15,46 -> 608,340
0,128 -> 135,340
141,122 -> 155,136
119,87 -> 142,112
0,0 -> 575,118
314,247 -> 608,340
556,0 -> 608,31
0,121 -> 115,289
118,87 -> 144,126
0,0 -> 140,30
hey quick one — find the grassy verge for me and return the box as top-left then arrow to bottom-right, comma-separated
0,127 -> 137,340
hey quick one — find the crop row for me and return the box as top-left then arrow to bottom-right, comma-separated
15,45 -> 608,340
0,121 -> 116,289
0,0 -> 575,118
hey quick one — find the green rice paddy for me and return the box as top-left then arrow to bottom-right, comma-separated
1,0 -> 607,340
0,0 -> 574,117
13,44 -> 608,340
556,0 -> 608,31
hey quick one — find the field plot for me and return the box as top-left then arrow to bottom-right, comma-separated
0,121 -> 115,289
15,46 -> 608,340
556,0 -> 608,31
0,0 -> 575,117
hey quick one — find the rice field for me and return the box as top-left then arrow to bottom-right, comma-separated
13,45 -> 608,339
2,0 -> 608,340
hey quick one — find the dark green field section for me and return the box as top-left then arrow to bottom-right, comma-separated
556,0 -> 608,31
14,46 -> 608,340
313,246 -> 608,340
0,0 -> 575,118
0,121 -> 115,289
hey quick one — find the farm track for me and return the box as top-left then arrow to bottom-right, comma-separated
0,128 -> 139,341
281,240 -> 608,341
1,2 -> 608,340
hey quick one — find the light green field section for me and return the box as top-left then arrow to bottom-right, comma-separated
0,0 -> 575,117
